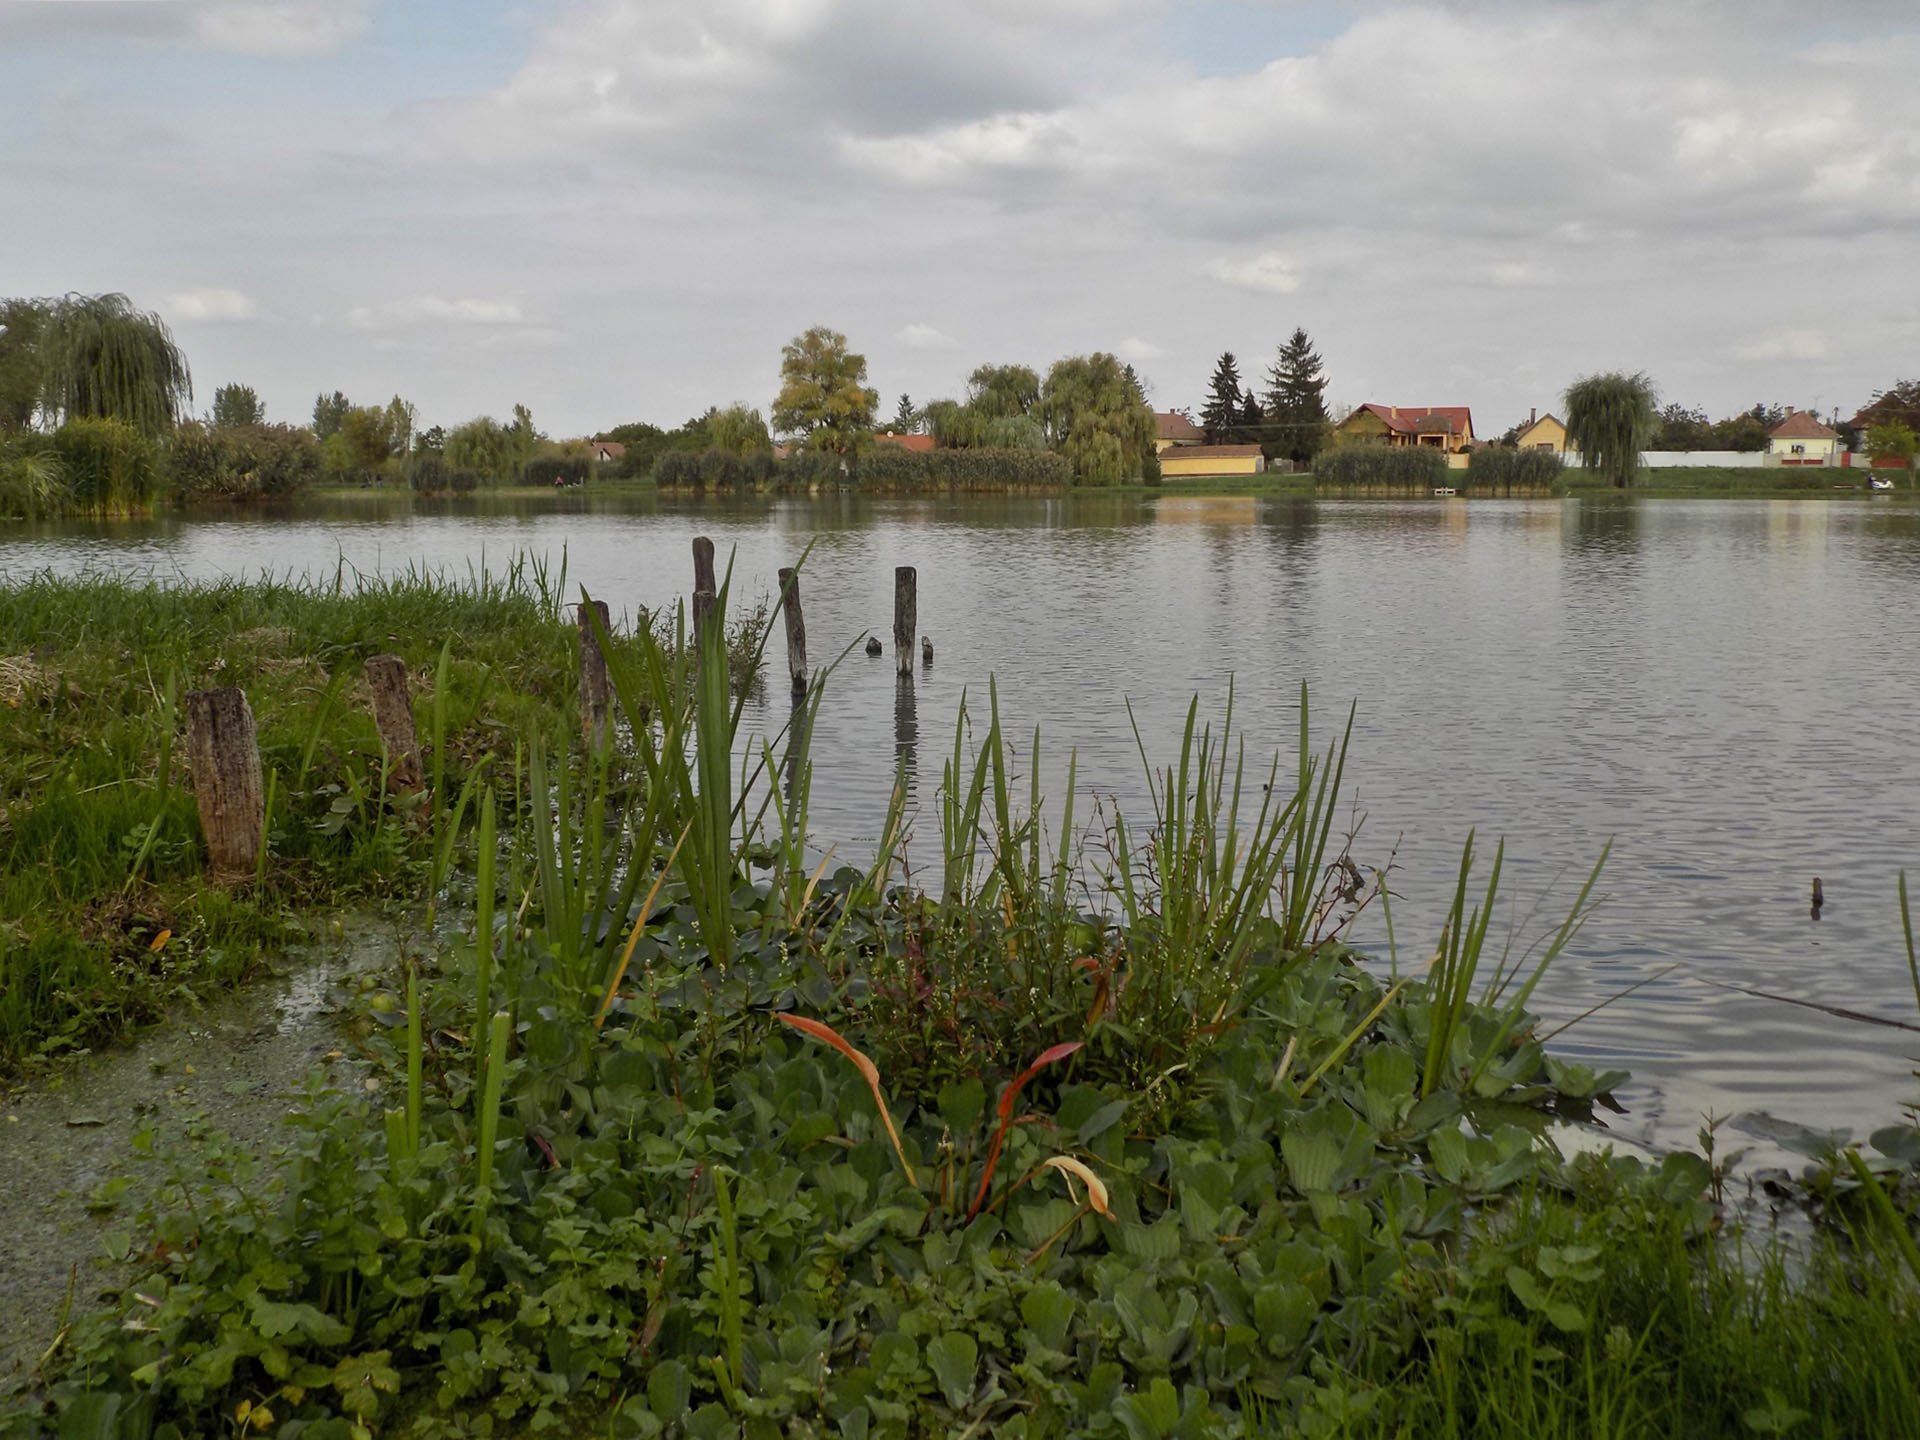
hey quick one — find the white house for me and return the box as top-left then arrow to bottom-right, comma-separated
1767,412 -> 1842,467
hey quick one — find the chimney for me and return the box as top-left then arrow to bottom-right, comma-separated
1529,407 -> 1537,425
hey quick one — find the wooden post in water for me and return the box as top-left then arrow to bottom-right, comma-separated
577,599 -> 612,749
364,655 -> 422,792
692,536 -> 716,597
778,566 -> 807,694
185,686 -> 264,880
692,588 -> 716,660
893,565 -> 917,677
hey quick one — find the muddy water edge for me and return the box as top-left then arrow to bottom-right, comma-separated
0,916 -> 394,1382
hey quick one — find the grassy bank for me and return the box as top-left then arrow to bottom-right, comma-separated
1,571 -> 1916,1437
0,564 -> 764,1071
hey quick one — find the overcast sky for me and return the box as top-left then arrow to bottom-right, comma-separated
3,0 -> 1915,437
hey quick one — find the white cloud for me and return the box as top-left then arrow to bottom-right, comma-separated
345,296 -> 528,331
1117,336 -> 1164,360
896,323 -> 959,350
166,287 -> 258,322
192,1 -> 374,57
1203,252 -> 1302,296
1734,330 -> 1831,362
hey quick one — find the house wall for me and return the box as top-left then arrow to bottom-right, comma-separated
1160,452 -> 1264,478
1335,411 -> 1394,444
1515,417 -> 1568,452
1768,437 -> 1841,465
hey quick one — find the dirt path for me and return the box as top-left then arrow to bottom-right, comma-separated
0,915 -> 392,1385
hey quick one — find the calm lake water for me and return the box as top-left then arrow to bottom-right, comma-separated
5,489 -> 1918,1153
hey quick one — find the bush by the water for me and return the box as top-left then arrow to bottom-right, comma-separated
1465,445 -> 1564,491
48,417 -> 160,514
165,421 -> 321,502
404,454 -> 479,494
1313,442 -> 1449,489
518,454 -> 591,487
853,444 -> 1072,488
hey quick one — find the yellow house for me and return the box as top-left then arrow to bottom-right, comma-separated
1159,443 -> 1265,478
1336,404 -> 1474,451
1513,410 -> 1569,454
1153,409 -> 1206,454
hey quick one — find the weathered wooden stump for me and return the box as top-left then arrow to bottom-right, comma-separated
778,566 -> 807,694
693,536 -> 716,597
577,599 -> 612,749
364,655 -> 422,792
893,566 -> 917,677
185,686 -> 264,880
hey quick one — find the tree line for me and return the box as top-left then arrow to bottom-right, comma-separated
593,326 -> 1165,487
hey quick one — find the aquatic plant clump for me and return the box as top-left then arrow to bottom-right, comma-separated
2,570 -> 1917,1438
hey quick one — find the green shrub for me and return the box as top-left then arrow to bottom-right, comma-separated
1314,443 -> 1449,489
49,416 -> 159,513
697,448 -> 748,489
851,445 -> 1072,488
407,453 -> 449,493
0,433 -> 64,517
449,467 -> 479,494
517,454 -> 590,487
652,449 -> 702,487
165,422 -> 320,502
1466,446 -> 1564,491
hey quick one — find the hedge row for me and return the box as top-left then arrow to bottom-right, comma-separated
650,445 -> 1073,489
1465,447 -> 1564,489
1313,444 -> 1450,488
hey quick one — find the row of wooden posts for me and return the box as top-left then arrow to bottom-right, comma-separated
183,537 -> 918,881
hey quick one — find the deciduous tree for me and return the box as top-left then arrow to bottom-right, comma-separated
966,364 -> 1041,420
313,390 -> 351,439
1038,352 -> 1155,486
39,293 -> 191,435
772,327 -> 878,455
1565,372 -> 1657,487
211,383 -> 264,428
711,403 -> 772,454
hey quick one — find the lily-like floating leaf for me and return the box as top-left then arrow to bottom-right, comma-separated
1041,1155 -> 1113,1218
774,1013 -> 917,1186
968,1040 -> 1083,1220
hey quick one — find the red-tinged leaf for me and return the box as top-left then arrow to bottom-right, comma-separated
969,1040 -> 1085,1221
997,1042 -> 1084,1118
775,1013 -> 916,1186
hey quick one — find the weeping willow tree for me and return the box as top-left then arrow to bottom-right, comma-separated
1565,371 -> 1657,488
39,292 -> 193,435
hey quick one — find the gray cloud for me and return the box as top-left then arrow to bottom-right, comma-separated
5,0 -> 1916,436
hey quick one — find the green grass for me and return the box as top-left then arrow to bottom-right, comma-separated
0,561 -> 762,1069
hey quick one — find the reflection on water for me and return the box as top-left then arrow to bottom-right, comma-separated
5,489 -> 1920,1150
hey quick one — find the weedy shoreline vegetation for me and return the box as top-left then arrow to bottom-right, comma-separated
0,569 -> 1917,1438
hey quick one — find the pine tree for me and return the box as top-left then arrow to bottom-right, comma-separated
1200,352 -> 1244,443
1237,392 -> 1263,444
1262,328 -> 1331,466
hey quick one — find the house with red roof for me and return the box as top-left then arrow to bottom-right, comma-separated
872,430 -> 935,453
1153,409 -> 1206,452
1333,403 -> 1476,464
1766,411 -> 1842,466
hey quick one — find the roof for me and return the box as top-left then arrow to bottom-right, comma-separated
590,440 -> 626,457
1768,410 -> 1839,441
1515,412 -> 1564,436
1351,403 -> 1474,437
1160,444 -> 1264,460
873,431 -> 935,452
1154,409 -> 1206,442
